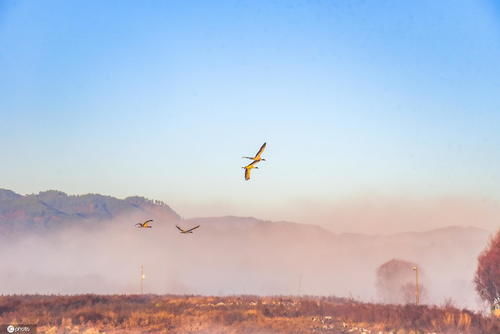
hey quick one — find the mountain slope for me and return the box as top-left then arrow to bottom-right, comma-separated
0,189 -> 180,232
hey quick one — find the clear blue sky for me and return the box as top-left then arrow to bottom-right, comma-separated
1,0 -> 499,225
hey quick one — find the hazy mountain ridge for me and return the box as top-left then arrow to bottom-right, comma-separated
0,188 -> 492,237
0,189 -> 180,233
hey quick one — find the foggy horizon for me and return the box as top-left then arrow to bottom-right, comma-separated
2,187 -> 498,235
0,211 -> 492,312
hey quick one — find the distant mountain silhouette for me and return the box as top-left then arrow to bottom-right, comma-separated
0,189 -> 180,233
0,189 -> 22,201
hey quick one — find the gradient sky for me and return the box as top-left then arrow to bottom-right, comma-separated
1,0 -> 499,231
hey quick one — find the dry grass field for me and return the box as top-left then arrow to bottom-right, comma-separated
1,295 -> 498,333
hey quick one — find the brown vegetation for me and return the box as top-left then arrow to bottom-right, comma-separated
0,295 -> 498,333
474,229 -> 500,310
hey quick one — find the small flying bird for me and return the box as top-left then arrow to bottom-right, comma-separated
242,142 -> 267,162
136,219 -> 153,228
242,160 -> 260,180
176,225 -> 200,234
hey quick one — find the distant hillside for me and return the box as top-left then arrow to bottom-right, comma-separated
0,189 -> 180,233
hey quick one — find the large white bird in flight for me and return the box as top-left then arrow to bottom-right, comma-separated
242,142 -> 267,162
136,219 -> 153,228
176,225 -> 200,234
242,160 -> 260,181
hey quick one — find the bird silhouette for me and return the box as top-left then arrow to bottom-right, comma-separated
242,142 -> 267,162
176,225 -> 200,234
136,219 -> 153,228
242,160 -> 260,180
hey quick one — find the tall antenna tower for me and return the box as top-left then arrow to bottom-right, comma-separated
412,266 -> 419,305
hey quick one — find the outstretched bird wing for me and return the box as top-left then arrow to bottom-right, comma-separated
186,225 -> 200,233
245,160 -> 260,167
176,225 -> 184,232
245,168 -> 251,180
143,219 -> 153,227
254,142 -> 266,159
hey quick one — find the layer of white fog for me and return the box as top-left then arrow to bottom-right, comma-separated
0,214 -> 492,311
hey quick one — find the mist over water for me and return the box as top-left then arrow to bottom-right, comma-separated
0,213 -> 491,311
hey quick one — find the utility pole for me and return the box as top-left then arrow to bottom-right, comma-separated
412,266 -> 419,305
141,265 -> 145,294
